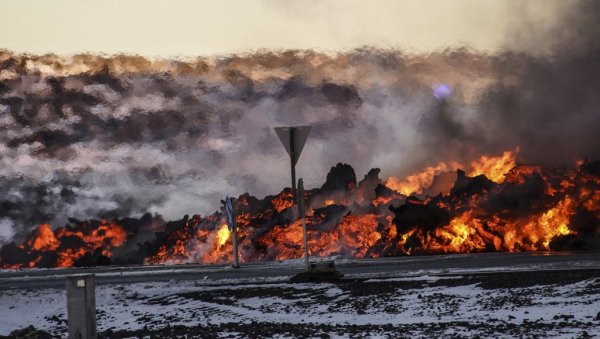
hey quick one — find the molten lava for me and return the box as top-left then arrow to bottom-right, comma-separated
1,220 -> 127,269
1,151 -> 599,270
468,149 -> 518,183
385,149 -> 519,196
385,161 -> 460,195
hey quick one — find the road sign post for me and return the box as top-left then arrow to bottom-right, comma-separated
232,228 -> 239,269
289,178 -> 344,282
274,126 -> 311,203
225,197 -> 239,268
290,129 -> 296,202
297,178 -> 310,272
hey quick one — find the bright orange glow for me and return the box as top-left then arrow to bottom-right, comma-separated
216,224 -> 231,248
386,161 -> 460,195
434,212 -> 479,252
28,224 -> 59,251
468,148 -> 518,183
272,191 -> 293,212
386,149 -> 518,196
3,220 -> 127,269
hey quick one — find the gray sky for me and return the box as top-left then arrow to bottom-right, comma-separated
0,0 -> 568,57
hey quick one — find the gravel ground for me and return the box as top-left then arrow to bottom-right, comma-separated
1,269 -> 599,338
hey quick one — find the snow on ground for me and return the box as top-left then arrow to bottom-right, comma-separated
0,270 -> 599,337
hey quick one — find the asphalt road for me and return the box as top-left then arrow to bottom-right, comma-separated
1,251 -> 599,290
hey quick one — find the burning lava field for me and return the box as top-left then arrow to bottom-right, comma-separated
1,154 -> 599,270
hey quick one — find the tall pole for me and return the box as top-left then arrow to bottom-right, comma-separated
297,178 -> 310,272
301,209 -> 309,272
232,222 -> 239,268
289,128 -> 297,203
225,197 -> 239,269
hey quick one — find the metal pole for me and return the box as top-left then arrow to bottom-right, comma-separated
297,178 -> 310,272
225,197 -> 240,269
301,214 -> 309,272
232,219 -> 239,268
289,128 -> 297,203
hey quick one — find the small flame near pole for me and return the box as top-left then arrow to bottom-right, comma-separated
216,224 -> 231,248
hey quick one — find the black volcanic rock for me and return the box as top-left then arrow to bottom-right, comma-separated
375,184 -> 397,199
549,233 -> 600,251
0,243 -> 30,267
356,168 -> 382,201
389,197 -> 451,234
320,163 -> 357,193
450,170 -> 496,196
484,169 -> 550,217
549,209 -> 600,251
235,193 -> 273,214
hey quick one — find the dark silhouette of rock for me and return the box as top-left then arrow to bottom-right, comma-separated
389,197 -> 451,234
450,170 -> 496,196
320,163 -> 357,193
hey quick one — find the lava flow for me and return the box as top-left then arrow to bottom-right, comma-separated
1,150 -> 599,269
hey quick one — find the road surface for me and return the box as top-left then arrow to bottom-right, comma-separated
1,251 -> 599,290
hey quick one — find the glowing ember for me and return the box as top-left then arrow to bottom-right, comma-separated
272,190 -> 294,212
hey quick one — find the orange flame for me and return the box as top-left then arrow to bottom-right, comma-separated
5,220 -> 128,269
386,149 -> 518,196
28,224 -> 59,251
385,161 -> 460,195
468,148 -> 518,183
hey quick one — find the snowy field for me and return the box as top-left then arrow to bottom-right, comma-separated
1,269 -> 599,338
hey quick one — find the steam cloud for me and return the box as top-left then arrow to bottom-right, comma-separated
1,1 -> 599,242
